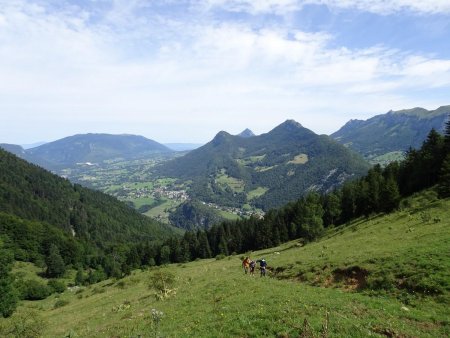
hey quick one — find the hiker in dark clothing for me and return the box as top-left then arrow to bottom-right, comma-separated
256,258 -> 267,277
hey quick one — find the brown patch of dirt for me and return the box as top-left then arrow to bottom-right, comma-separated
371,326 -> 410,338
332,266 -> 368,291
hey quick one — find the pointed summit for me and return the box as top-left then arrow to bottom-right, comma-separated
211,130 -> 232,146
279,119 -> 303,130
237,128 -> 255,138
269,119 -> 308,136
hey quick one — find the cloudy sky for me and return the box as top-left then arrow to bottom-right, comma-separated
1,0 -> 449,144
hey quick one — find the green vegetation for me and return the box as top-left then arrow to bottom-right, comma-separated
215,169 -> 245,193
0,240 -> 18,318
0,191 -> 448,336
247,186 -> 269,200
144,199 -> 181,223
0,148 -> 177,314
368,151 -> 405,166
157,120 -> 370,211
168,200 -> 225,230
332,105 -> 449,165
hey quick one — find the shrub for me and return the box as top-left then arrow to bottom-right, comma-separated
149,270 -> 176,300
54,299 -> 70,308
215,254 -> 226,260
48,279 -> 66,294
366,273 -> 396,291
116,280 -> 126,289
19,280 -> 52,300
91,287 -> 106,295
0,309 -> 46,337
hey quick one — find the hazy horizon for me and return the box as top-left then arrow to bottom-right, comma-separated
1,0 -> 449,144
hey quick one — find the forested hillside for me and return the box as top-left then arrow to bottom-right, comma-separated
332,105 -> 449,164
155,120 -> 370,210
0,148 -> 178,317
0,149 -> 173,246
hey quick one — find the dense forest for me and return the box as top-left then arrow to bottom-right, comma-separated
0,149 -> 175,317
168,200 -> 225,231
1,118 -> 449,318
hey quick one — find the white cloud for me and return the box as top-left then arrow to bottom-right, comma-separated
202,0 -> 450,14
0,0 -> 449,144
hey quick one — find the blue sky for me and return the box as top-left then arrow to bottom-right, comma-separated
1,0 -> 449,144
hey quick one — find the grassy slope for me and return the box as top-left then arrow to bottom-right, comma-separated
2,193 -> 449,337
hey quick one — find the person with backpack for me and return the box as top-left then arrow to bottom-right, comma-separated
256,258 -> 267,277
249,260 -> 256,276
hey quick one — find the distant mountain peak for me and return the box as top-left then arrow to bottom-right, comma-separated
280,119 -> 303,129
237,128 -> 255,138
211,131 -> 232,145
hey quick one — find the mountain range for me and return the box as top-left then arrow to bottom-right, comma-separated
1,133 -> 172,170
331,105 -> 449,164
1,105 -> 448,220
155,119 -> 370,210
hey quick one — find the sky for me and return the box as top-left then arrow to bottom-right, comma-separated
1,0 -> 449,144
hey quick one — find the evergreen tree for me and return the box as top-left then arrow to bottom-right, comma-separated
421,128 -> 445,186
438,154 -> 450,198
380,176 -> 401,212
294,193 -> 324,242
159,245 -> 171,265
197,231 -> 212,259
341,182 -> 357,222
444,116 -> 450,153
45,244 -> 66,278
323,192 -> 341,226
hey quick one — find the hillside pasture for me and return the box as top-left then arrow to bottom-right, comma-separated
1,193 -> 449,337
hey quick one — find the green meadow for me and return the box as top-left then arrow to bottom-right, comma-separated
1,192 -> 449,337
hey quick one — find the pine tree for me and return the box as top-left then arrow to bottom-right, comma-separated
45,244 -> 66,278
159,245 -> 171,265
438,154 -> 450,198
444,115 -> 450,154
341,182 -> 357,222
197,231 -> 212,259
421,128 -> 445,186
323,192 -> 341,226
380,176 -> 401,212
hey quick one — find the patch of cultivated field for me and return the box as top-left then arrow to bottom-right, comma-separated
215,170 -> 245,193
288,153 -> 309,164
247,186 -> 269,200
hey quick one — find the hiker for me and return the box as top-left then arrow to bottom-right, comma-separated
242,257 -> 251,274
256,258 -> 267,277
249,260 -> 256,276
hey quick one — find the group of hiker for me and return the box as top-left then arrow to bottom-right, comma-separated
242,257 -> 267,277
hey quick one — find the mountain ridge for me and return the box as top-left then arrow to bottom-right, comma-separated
1,133 -> 172,170
155,119 -> 369,211
331,105 -> 449,164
